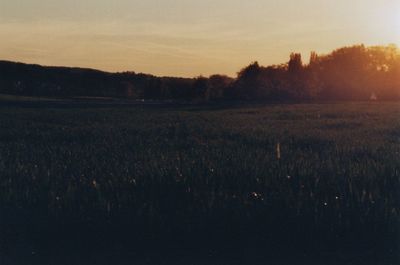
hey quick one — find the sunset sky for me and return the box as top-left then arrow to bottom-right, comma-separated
0,0 -> 399,77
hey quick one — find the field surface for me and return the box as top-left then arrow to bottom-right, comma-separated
0,101 -> 399,264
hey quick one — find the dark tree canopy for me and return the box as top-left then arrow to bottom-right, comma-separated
0,44 -> 399,102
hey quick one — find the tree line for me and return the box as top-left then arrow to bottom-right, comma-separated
0,44 -> 399,101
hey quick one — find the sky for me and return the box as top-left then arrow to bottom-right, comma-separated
0,0 -> 399,77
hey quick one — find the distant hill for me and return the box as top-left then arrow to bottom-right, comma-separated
0,60 -> 146,98
0,60 -> 198,100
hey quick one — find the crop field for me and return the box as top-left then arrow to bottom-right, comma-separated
0,101 -> 399,264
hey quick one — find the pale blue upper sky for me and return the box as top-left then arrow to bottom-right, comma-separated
0,0 -> 399,77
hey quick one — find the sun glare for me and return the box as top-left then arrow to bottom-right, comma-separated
391,5 -> 400,45
396,14 -> 400,45
372,5 -> 400,46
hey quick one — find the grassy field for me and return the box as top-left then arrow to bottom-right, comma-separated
0,101 -> 399,264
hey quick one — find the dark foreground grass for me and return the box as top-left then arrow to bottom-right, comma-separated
0,101 -> 399,264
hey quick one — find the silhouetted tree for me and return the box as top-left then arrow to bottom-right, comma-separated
192,76 -> 209,102
233,62 -> 264,99
288,53 -> 303,73
208,75 -> 234,100
309,51 -> 319,67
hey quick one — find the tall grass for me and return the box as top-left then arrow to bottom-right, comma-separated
0,102 -> 399,263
